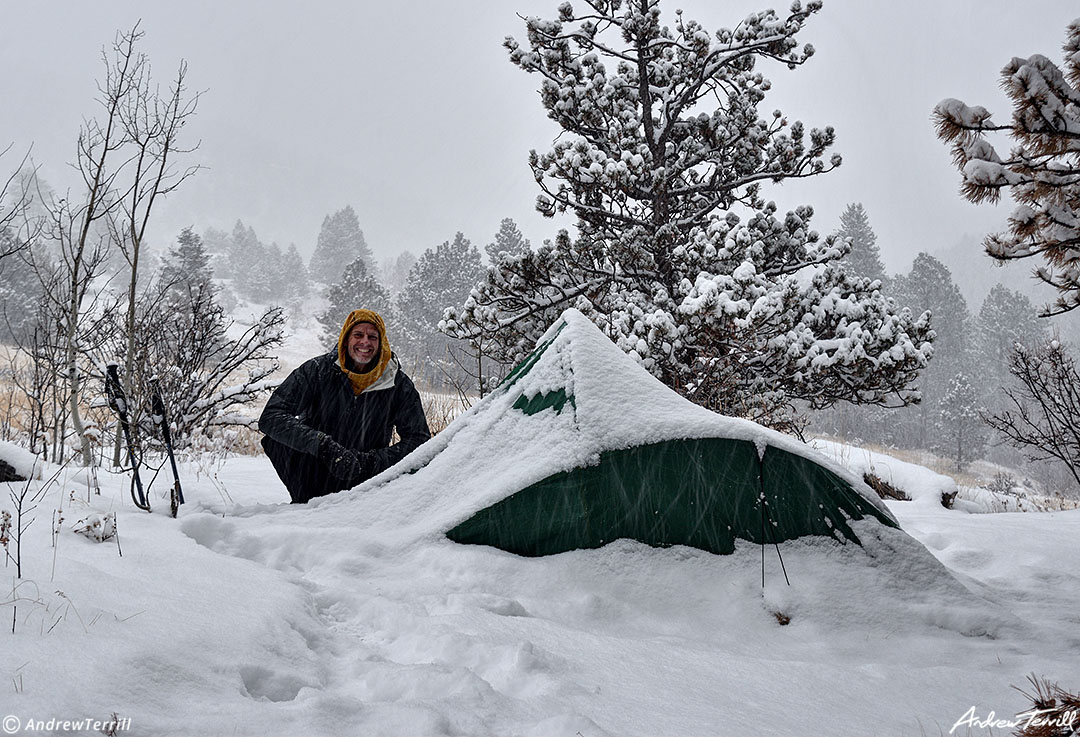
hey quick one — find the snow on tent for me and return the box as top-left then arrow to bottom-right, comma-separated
353,308 -> 899,557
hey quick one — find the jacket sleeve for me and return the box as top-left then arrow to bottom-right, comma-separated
258,359 -> 324,456
370,373 -> 431,472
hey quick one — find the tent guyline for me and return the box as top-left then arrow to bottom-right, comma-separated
758,452 -> 791,590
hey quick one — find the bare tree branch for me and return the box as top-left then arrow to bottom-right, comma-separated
983,339 -> 1080,490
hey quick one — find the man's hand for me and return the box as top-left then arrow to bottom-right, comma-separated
317,433 -> 375,484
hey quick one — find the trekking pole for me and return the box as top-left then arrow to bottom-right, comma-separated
105,363 -> 150,512
150,378 -> 184,518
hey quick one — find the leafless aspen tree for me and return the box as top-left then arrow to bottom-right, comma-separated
25,24 -> 199,469
108,28 -> 200,465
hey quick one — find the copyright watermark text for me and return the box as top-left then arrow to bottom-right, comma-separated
2,714 -> 132,734
951,705 -> 1079,734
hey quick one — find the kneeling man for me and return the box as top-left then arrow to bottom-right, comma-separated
259,309 -> 431,503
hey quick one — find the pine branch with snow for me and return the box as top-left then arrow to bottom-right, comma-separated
934,19 -> 1080,315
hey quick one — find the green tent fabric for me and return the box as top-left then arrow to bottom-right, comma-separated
361,308 -> 900,557
447,437 -> 897,557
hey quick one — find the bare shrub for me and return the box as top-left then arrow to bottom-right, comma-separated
863,471 -> 910,501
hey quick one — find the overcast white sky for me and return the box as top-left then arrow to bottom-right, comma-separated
2,0 -> 1077,274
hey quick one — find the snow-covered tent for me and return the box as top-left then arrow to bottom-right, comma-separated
360,308 -> 898,557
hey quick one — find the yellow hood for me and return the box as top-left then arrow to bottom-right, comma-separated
337,309 -> 393,395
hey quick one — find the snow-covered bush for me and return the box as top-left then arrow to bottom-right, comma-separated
73,512 -> 116,543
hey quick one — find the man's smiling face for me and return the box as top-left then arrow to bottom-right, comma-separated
347,321 -> 380,370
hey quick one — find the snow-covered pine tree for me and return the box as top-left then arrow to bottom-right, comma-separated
891,253 -> 970,371
200,226 -> 231,279
975,284 -> 1046,399
157,228 -> 218,340
226,220 -> 263,287
889,252 -> 970,447
379,250 -> 417,299
212,223 -> 297,305
810,203 -> 889,441
836,203 -> 886,283
380,249 -> 412,298
443,0 -> 932,432
485,218 -> 531,264
934,19 -> 1080,316
937,372 -> 985,471
279,243 -> 310,307
247,242 -> 289,304
317,255 -> 392,347
810,204 -> 890,440
161,227 -> 214,297
309,205 -> 372,285
398,233 -> 485,386
0,230 -> 41,343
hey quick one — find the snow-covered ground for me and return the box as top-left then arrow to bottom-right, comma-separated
1,309 -> 1077,736
2,442 -> 1079,737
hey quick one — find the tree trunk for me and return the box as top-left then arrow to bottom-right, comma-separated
64,252 -> 95,468
114,245 -> 141,468
66,336 -> 93,467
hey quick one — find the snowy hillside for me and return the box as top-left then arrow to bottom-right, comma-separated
2,426 -> 1079,736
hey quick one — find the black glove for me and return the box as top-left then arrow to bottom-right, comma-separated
316,434 -> 375,484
